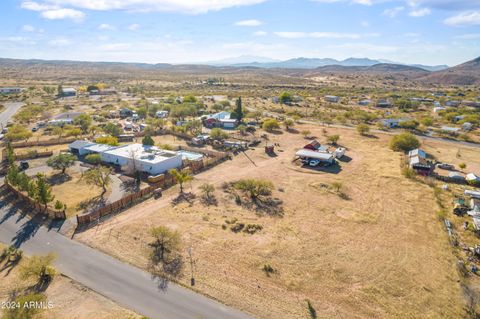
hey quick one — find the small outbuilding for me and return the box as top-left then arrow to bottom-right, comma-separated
295,149 -> 334,165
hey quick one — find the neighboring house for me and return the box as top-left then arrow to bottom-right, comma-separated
358,99 -> 371,106
295,149 -> 335,165
463,101 -> 480,108
48,118 -> 74,126
68,140 -> 95,156
453,115 -> 465,122
54,112 -> 83,120
408,148 -> 427,159
380,118 -> 409,128
471,198 -> 480,212
440,126 -> 461,134
445,100 -> 460,107
448,172 -> 465,182
462,122 -> 473,131
61,88 -> 76,97
465,190 -> 480,199
433,106 -> 446,113
219,118 -> 238,129
376,99 -> 392,108
325,95 -> 340,103
155,110 -> 169,118
467,173 -> 480,184
119,108 -> 133,118
0,87 -> 23,94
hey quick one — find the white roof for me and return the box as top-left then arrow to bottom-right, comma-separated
84,143 -> 116,153
296,149 -> 334,161
102,144 -> 180,164
466,173 -> 480,181
408,148 -> 426,158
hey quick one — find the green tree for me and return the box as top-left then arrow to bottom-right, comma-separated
46,153 -> 76,174
169,169 -> 193,193
183,95 -> 197,103
83,166 -> 112,195
459,162 -> 467,170
301,130 -> 311,139
279,92 -> 292,104
6,165 -> 20,186
74,114 -> 92,134
103,122 -> 122,137
262,119 -> 280,132
390,132 -> 420,152
35,174 -> 54,211
95,136 -> 118,146
149,226 -> 182,263
54,200 -> 64,210
57,84 -> 63,95
231,97 -> 244,121
5,142 -> 15,166
85,153 -> 102,165
356,123 -> 370,136
52,126 -> 64,140
19,253 -> 56,285
200,183 -> 215,203
327,134 -> 340,145
17,172 -> 31,192
234,179 -> 274,201
210,128 -> 228,141
283,119 -> 294,131
142,135 -> 155,146
146,118 -> 165,132
5,125 -> 32,142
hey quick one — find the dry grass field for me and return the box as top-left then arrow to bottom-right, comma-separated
0,244 -> 140,319
75,124 -> 468,319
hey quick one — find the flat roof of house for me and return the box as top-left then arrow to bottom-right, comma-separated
408,148 -> 426,158
69,140 -> 95,150
62,88 -> 76,92
295,149 -> 334,160
84,143 -> 117,153
103,144 -> 180,164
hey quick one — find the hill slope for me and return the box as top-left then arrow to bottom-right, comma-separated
420,56 -> 480,85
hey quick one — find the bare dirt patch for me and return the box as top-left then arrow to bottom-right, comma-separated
76,124 -> 466,319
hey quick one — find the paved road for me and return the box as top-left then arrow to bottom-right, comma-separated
0,102 -> 24,129
0,199 -> 254,319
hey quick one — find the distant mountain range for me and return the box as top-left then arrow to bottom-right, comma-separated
202,56 -> 449,72
1,56 -> 479,85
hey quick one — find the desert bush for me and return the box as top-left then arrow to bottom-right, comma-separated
390,132 -> 420,152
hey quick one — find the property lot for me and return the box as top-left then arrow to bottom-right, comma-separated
76,124 -> 465,319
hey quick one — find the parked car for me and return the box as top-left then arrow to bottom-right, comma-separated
309,159 -> 320,167
31,127 -> 38,132
19,161 -> 29,171
437,163 -> 455,170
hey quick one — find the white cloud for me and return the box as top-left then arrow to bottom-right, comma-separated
274,31 -> 379,39
36,0 -> 266,14
409,7 -> 431,17
310,0 -> 376,5
253,30 -> 267,36
98,23 -> 116,30
21,1 -> 57,11
48,37 -> 72,46
454,33 -> 480,39
444,11 -> 480,26
383,6 -> 404,18
41,8 -> 85,21
361,21 -> 370,27
407,0 -> 480,11
235,19 -> 263,26
21,2 -> 85,21
128,23 -> 141,31
274,32 -> 306,38
22,25 -> 36,32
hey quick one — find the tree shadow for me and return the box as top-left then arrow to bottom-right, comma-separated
0,205 -> 19,226
0,254 -> 22,277
121,179 -> 139,193
47,173 -> 72,185
201,195 -> 218,206
149,256 -> 183,292
171,192 -> 196,206
11,214 -> 44,248
337,155 -> 352,163
26,276 -> 53,293
77,195 -> 106,213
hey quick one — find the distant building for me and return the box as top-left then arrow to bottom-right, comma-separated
380,118 -> 409,128
445,100 -> 460,107
324,95 -> 340,103
463,122 -> 473,131
0,87 -> 23,94
376,99 -> 392,108
60,88 -> 76,97
433,106 -> 446,113
440,126 -> 461,134
119,108 -> 133,118
358,99 -> 371,106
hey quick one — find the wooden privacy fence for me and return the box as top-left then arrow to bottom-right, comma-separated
4,182 -> 66,219
76,174 -> 176,227
9,137 -> 78,149
14,150 -> 53,161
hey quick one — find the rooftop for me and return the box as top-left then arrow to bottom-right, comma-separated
103,144 -> 180,164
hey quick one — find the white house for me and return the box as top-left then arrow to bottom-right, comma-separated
155,110 -> 169,118
466,173 -> 480,184
0,87 -> 23,94
101,144 -> 183,175
433,106 -> 446,113
325,95 -> 340,103
381,118 -> 409,128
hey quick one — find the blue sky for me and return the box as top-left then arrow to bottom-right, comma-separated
0,0 -> 479,66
